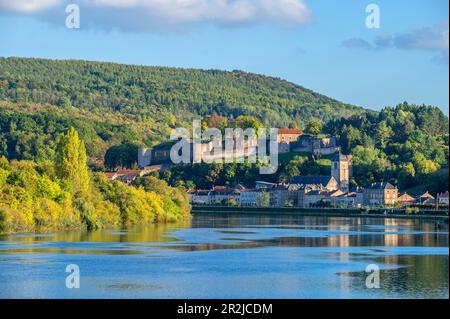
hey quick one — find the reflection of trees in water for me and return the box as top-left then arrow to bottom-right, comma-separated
0,218 -> 192,245
1,215 -> 447,257
367,255 -> 448,298
191,214 -> 448,248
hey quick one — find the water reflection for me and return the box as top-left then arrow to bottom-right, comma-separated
0,214 -> 448,298
0,215 -> 447,254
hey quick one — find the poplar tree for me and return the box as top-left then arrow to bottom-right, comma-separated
55,127 -> 90,196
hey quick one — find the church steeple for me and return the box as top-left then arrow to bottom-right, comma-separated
331,153 -> 353,192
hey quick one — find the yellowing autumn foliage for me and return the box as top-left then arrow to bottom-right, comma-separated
0,128 -> 190,233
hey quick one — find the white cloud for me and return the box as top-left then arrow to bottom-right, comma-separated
0,0 -> 60,13
86,0 -> 311,25
0,0 -> 312,30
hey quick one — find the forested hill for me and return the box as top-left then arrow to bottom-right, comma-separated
0,57 -> 447,194
0,57 -> 364,127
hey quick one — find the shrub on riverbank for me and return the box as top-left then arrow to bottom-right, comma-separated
0,128 -> 191,234
405,207 -> 420,215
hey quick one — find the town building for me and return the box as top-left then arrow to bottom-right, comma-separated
188,189 -> 212,205
291,135 -> 341,155
104,169 -> 145,185
290,175 -> 340,191
269,184 -> 300,207
138,142 -> 173,168
209,186 -> 240,205
239,189 -> 263,206
416,191 -> 435,206
276,128 -> 303,143
397,193 -> 416,207
255,181 -> 277,190
276,129 -> 303,153
437,191 -> 449,206
331,191 -> 363,208
363,182 -> 398,207
331,154 -> 353,192
356,190 -> 364,207
301,189 -> 332,207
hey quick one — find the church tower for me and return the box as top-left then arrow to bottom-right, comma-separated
331,154 -> 353,192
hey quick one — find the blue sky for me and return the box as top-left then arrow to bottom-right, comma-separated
0,0 -> 448,114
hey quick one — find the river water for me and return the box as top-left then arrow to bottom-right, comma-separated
0,214 -> 448,299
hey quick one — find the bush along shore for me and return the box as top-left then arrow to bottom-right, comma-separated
0,128 -> 191,234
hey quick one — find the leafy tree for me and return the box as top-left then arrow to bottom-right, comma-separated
202,115 -> 228,131
375,120 -> 393,148
288,121 -> 298,129
304,120 -> 323,136
55,127 -> 90,196
257,190 -> 270,207
413,152 -> 440,176
398,162 -> 415,189
232,116 -> 263,130
104,143 -> 138,169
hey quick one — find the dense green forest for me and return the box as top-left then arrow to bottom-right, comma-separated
325,102 -> 448,191
0,128 -> 190,234
0,57 -> 448,194
158,103 -> 449,194
0,57 -> 364,160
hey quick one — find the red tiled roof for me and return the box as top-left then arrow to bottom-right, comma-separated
104,172 -> 117,179
116,169 -> 141,175
278,129 -> 303,135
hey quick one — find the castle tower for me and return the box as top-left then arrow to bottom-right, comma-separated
137,148 -> 152,168
331,153 -> 353,192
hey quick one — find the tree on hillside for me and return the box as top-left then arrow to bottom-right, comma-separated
202,115 -> 228,131
288,121 -> 298,129
375,120 -> 393,149
305,120 -> 323,136
55,127 -> 90,196
232,116 -> 263,130
104,143 -> 138,170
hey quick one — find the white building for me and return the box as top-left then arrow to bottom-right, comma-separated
238,189 -> 262,206
209,186 -> 240,204
331,192 -> 362,208
438,192 -> 449,206
188,190 -> 212,205
302,190 -> 331,207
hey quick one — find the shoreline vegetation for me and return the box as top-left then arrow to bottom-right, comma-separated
0,128 -> 191,235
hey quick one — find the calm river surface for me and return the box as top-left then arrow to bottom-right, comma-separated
0,214 -> 448,299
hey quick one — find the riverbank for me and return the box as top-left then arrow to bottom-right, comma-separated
192,205 -> 449,220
